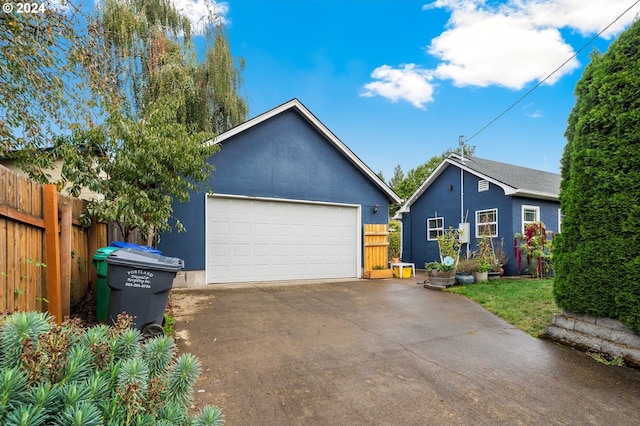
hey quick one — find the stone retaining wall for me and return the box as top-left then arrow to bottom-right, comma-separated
544,311 -> 640,367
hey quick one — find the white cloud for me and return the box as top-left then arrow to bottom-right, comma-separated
171,0 -> 229,34
364,0 -> 640,107
523,102 -> 543,118
428,7 -> 579,89
361,64 -> 436,109
521,0 -> 640,39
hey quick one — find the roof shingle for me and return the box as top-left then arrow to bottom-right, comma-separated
450,156 -> 561,196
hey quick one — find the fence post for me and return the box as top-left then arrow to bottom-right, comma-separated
60,202 -> 72,319
87,217 -> 99,300
43,185 -> 62,324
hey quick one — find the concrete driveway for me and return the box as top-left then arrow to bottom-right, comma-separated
172,279 -> 640,425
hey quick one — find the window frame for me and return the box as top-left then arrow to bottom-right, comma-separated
475,208 -> 498,238
558,208 -> 562,234
427,217 -> 444,241
522,205 -> 540,233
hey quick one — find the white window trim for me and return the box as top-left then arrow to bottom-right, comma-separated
475,208 -> 498,238
427,217 -> 444,241
522,205 -> 540,233
558,209 -> 562,234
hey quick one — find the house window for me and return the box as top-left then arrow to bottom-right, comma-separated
478,180 -> 489,192
476,209 -> 497,237
522,205 -> 540,233
427,217 -> 444,240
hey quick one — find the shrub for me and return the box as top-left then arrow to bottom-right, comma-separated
0,311 -> 225,425
554,18 -> 640,330
456,258 -> 478,274
515,222 -> 554,278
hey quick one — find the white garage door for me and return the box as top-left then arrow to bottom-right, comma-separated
206,195 -> 361,283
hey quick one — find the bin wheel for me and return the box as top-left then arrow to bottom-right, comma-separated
142,324 -> 164,340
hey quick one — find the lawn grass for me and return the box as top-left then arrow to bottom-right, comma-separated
446,278 -> 560,337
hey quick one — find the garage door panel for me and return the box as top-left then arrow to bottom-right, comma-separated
207,197 -> 359,283
231,264 -> 251,279
273,224 -> 289,236
253,244 -> 270,256
254,223 -> 270,235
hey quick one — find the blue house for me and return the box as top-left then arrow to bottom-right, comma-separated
158,99 -> 401,285
395,154 -> 561,276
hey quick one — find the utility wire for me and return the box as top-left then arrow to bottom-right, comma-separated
465,0 -> 640,143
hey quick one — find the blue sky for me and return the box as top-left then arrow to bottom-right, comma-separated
177,0 -> 640,181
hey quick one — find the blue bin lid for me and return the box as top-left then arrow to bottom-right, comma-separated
109,241 -> 162,255
106,248 -> 184,272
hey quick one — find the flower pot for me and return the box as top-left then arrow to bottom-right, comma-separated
474,271 -> 488,282
456,273 -> 475,285
429,270 -> 456,287
488,271 -> 500,281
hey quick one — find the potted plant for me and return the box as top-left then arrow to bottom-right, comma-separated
474,260 -> 491,282
425,256 -> 457,286
491,238 -> 508,277
365,264 -> 393,279
475,234 -> 497,281
455,258 -> 477,284
488,256 -> 501,280
424,227 -> 462,287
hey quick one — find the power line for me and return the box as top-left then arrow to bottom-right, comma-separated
465,0 -> 640,143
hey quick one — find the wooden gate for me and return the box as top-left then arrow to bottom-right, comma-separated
363,224 -> 391,278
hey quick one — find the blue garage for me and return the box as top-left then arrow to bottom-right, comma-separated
158,99 -> 400,285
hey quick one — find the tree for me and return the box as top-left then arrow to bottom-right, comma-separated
553,18 -> 640,330
195,24 -> 249,135
388,164 -> 404,191
57,97 -> 218,242
0,3 -> 93,179
56,0 -> 248,241
91,0 -> 246,134
394,145 -> 475,202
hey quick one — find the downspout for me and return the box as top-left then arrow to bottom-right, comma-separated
459,135 -> 466,258
459,135 -> 465,224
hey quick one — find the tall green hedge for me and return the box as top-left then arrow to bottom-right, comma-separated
554,18 -> 640,331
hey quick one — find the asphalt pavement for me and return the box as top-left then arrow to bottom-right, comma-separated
172,278 -> 640,425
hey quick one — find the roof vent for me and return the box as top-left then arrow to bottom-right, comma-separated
478,180 -> 489,192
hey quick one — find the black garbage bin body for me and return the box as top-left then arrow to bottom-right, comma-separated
105,248 -> 184,337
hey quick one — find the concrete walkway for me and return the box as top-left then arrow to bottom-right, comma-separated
173,279 -> 640,425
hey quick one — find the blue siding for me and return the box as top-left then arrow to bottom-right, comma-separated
509,197 -> 561,275
462,172 -> 513,267
405,166 -> 463,269
158,109 -> 390,270
401,163 -> 560,276
511,197 -> 560,235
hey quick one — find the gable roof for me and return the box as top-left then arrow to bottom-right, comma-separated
212,98 -> 402,204
397,154 -> 561,215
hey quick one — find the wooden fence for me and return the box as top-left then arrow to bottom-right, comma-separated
0,165 -> 107,322
363,223 -> 389,271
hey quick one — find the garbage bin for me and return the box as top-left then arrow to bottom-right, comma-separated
105,248 -> 184,338
109,241 -> 162,255
93,246 -> 121,322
